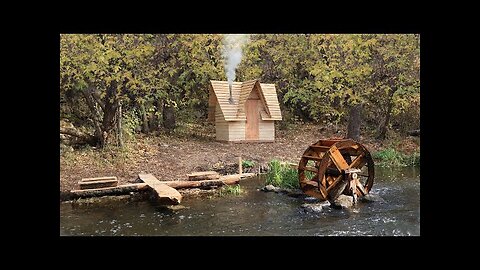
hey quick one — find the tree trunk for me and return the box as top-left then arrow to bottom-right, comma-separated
138,102 -> 149,134
347,104 -> 362,141
81,89 -> 104,146
117,101 -> 124,148
162,102 -> 176,133
100,83 -> 119,146
377,99 -> 394,140
408,129 -> 420,136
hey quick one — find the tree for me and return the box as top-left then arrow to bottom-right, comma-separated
368,34 -> 420,140
309,34 -> 376,140
60,34 -> 155,147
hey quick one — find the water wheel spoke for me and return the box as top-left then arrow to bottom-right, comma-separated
329,145 -> 350,171
348,154 -> 366,169
319,184 -> 328,199
302,180 -> 318,188
326,175 -> 343,193
326,175 -> 334,186
355,178 -> 367,196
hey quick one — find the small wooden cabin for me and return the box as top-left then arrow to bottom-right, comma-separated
208,79 -> 282,142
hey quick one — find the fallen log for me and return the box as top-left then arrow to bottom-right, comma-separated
158,174 -> 249,189
187,171 -> 220,181
60,126 -> 98,146
70,183 -> 149,199
66,173 -> 256,200
158,179 -> 225,189
408,129 -> 420,136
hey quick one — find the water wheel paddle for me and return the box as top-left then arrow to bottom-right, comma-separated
298,139 -> 374,202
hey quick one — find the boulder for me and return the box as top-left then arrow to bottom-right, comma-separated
330,195 -> 354,209
302,203 -> 323,213
301,201 -> 330,213
262,184 -> 281,192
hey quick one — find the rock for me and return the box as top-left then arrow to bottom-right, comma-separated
262,184 -> 280,192
301,201 -> 330,213
302,203 -> 323,213
360,194 -> 385,203
330,195 -> 354,209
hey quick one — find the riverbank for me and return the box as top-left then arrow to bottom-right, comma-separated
60,123 -> 420,193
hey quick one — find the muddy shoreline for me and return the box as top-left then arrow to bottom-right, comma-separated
60,124 -> 419,193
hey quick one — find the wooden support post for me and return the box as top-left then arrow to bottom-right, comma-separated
350,173 -> 357,204
239,156 -> 243,174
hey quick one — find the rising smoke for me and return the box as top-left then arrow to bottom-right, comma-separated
222,34 -> 250,88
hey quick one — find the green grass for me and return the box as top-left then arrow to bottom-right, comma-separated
242,160 -> 255,168
219,184 -> 244,196
265,160 -> 299,189
372,148 -> 420,167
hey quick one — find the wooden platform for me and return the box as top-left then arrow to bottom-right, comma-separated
138,173 -> 182,205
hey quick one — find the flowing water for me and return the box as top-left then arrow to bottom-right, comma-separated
60,166 -> 420,236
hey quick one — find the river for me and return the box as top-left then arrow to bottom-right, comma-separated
60,166 -> 420,236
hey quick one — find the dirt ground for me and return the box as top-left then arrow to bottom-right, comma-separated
60,123 -> 419,193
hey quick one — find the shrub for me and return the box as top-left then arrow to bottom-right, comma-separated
265,160 -> 299,189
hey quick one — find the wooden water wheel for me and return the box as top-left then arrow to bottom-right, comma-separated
298,139 -> 374,202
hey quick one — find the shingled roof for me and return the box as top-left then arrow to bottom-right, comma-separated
209,79 -> 282,121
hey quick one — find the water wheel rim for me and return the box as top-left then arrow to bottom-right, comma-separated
298,139 -> 374,200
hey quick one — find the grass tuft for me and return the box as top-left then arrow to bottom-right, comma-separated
265,160 -> 299,189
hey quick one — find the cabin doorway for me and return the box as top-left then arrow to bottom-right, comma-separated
245,90 -> 260,140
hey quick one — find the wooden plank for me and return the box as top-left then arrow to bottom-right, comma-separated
301,180 -> 319,187
80,176 -> 117,182
299,166 -> 318,173
310,145 -> 331,152
79,179 -> 118,190
326,175 -> 334,186
329,145 -> 350,171
349,175 -> 357,197
245,99 -> 259,140
138,173 -> 182,205
302,155 -> 323,161
319,184 -> 328,199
